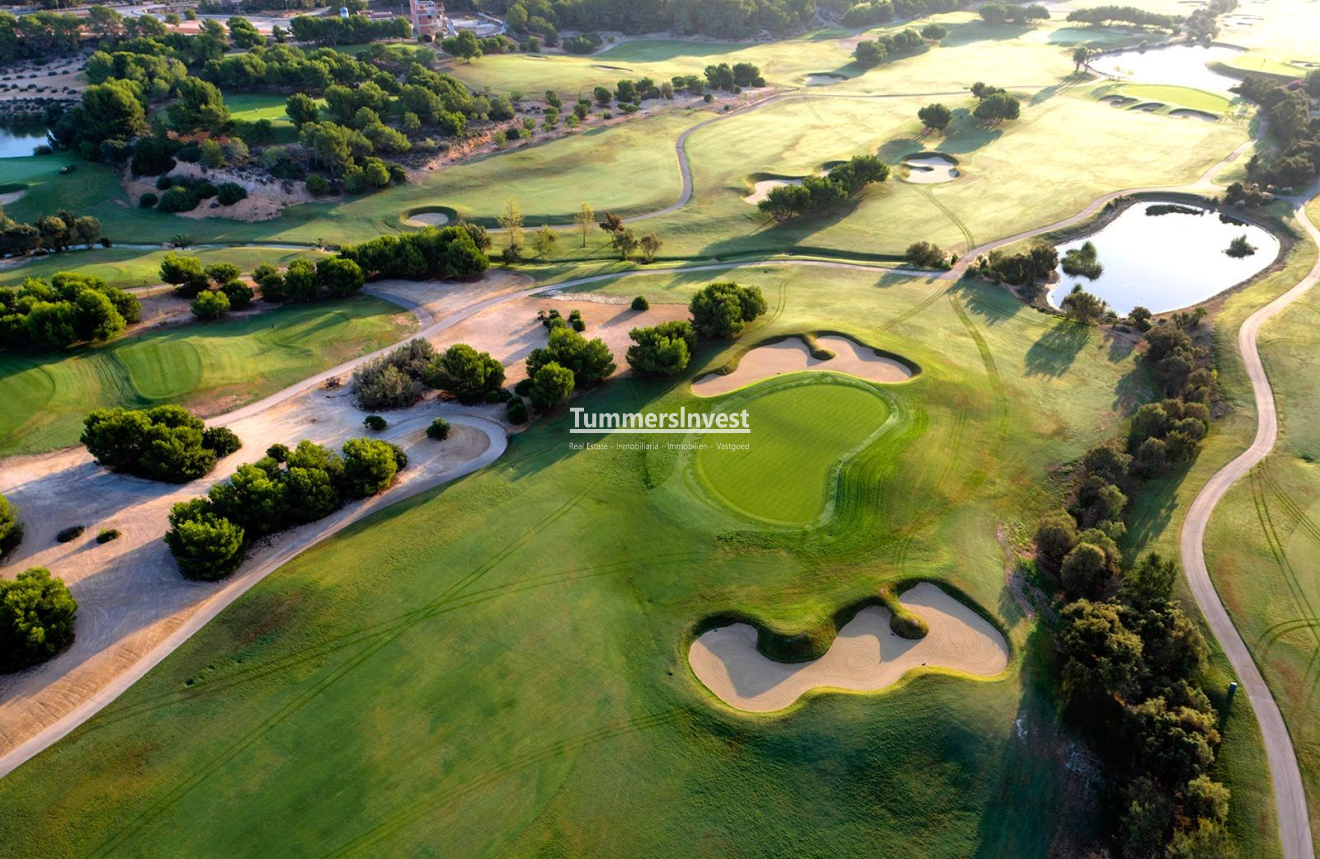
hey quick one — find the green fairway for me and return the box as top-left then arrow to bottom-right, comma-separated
695,378 -> 892,524
0,297 -> 415,456
1219,52 -> 1316,79
223,93 -> 323,144
0,263 -> 1154,856
1116,84 -> 1234,115
0,246 -> 327,290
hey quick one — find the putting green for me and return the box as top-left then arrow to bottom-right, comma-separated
695,380 -> 891,525
0,298 -> 415,456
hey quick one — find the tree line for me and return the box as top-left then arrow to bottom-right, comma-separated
0,272 -> 138,351
758,154 -> 891,221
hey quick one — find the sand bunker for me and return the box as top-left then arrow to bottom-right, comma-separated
804,73 -> 846,86
901,154 -> 960,184
689,583 -> 1009,713
1170,108 -> 1218,121
405,211 -> 450,227
0,189 -> 24,205
1102,95 -> 1137,106
1133,102 -> 1162,112
692,334 -> 913,397
742,178 -> 802,205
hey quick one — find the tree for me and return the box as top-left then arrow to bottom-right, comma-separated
1073,46 -> 1091,72
0,491 -> 21,556
498,197 -> 524,257
82,405 -> 236,483
1034,510 -> 1079,573
526,326 -> 616,385
574,202 -> 594,247
1062,241 -> 1103,279
627,321 -> 695,376
316,257 -> 365,297
1061,285 -> 1109,324
1058,599 -> 1143,702
191,290 -> 230,319
529,361 -> 575,410
168,78 -> 230,133
427,418 -> 451,441
611,228 -> 640,260
1166,819 -> 1237,859
0,568 -> 78,672
531,226 -> 558,260
286,93 -> 320,127
921,23 -> 948,41
689,282 -> 767,339
442,29 -> 483,63
426,343 -> 506,404
918,103 -> 952,132
855,40 -> 887,69
593,85 -> 612,106
1061,541 -> 1117,599
973,91 -> 1021,123
204,262 -> 241,287
639,233 -> 662,263
164,500 -> 246,581
284,259 -> 320,302
1121,552 -> 1178,608
340,437 -> 399,498
905,241 -> 945,268
160,253 -> 209,297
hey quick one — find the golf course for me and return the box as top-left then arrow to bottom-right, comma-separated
1,0 -> 1319,856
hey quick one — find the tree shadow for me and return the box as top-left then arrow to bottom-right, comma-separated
1024,321 -> 1092,377
935,110 -> 1004,155
956,279 -> 1030,327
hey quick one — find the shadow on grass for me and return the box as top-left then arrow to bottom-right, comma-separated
1024,320 -> 1092,377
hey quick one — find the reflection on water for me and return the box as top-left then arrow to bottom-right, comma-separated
0,123 -> 47,159
1048,202 -> 1279,315
1089,44 -> 1243,93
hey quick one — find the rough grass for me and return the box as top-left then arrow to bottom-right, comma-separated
0,297 -> 415,456
0,265 -> 1150,857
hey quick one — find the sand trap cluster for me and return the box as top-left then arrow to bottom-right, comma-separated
689,583 -> 1009,713
692,334 -> 913,397
742,178 -> 803,205
901,154 -> 960,184
405,211 -> 450,227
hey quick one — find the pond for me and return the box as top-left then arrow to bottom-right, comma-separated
0,123 -> 48,159
1047,201 -> 1280,315
1088,44 -> 1243,94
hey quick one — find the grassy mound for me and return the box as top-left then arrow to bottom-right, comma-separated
878,585 -> 930,639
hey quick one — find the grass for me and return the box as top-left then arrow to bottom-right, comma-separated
0,297 -> 415,456
223,92 -> 323,145
1219,52 -> 1316,79
0,264 -> 1154,857
694,377 -> 892,524
0,246 -> 327,290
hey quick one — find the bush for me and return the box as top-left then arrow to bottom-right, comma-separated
156,185 -> 200,213
526,326 -> 616,387
306,174 -> 332,195
0,273 -> 140,351
164,500 -> 246,581
0,568 -> 78,672
0,492 -> 21,556
221,280 -> 254,309
216,182 -> 248,206
191,290 -> 230,319
351,339 -> 435,410
340,437 -> 400,498
631,295 -> 649,311
160,252 -> 209,297
689,282 -> 767,339
316,257 -> 365,297
139,192 -> 158,208
56,525 -> 84,543
427,418 -> 450,440
81,405 -> 239,483
425,343 -> 506,404
364,414 -> 388,432
506,397 -> 528,424
96,528 -> 121,543
905,241 -> 945,268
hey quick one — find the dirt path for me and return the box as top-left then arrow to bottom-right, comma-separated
1178,181 -> 1320,859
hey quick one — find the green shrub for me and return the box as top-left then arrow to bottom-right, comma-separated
201,426 -> 242,458
427,418 -> 451,440
96,528 -> 121,544
191,290 -> 230,319
0,492 -> 21,556
156,185 -> 200,213
340,437 -> 400,498
56,525 -> 84,543
164,499 -> 246,581
425,343 -> 506,404
364,414 -> 388,431
221,280 -> 254,309
216,182 -> 248,205
81,405 -> 239,483
139,192 -> 158,208
0,568 -> 78,672
689,281 -> 767,339
352,339 -> 435,410
306,174 -> 332,195
631,295 -> 649,311
506,397 -> 528,424
877,586 -> 929,639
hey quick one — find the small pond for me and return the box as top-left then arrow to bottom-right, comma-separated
0,122 -> 47,159
1088,44 -> 1243,94
1047,201 -> 1280,315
